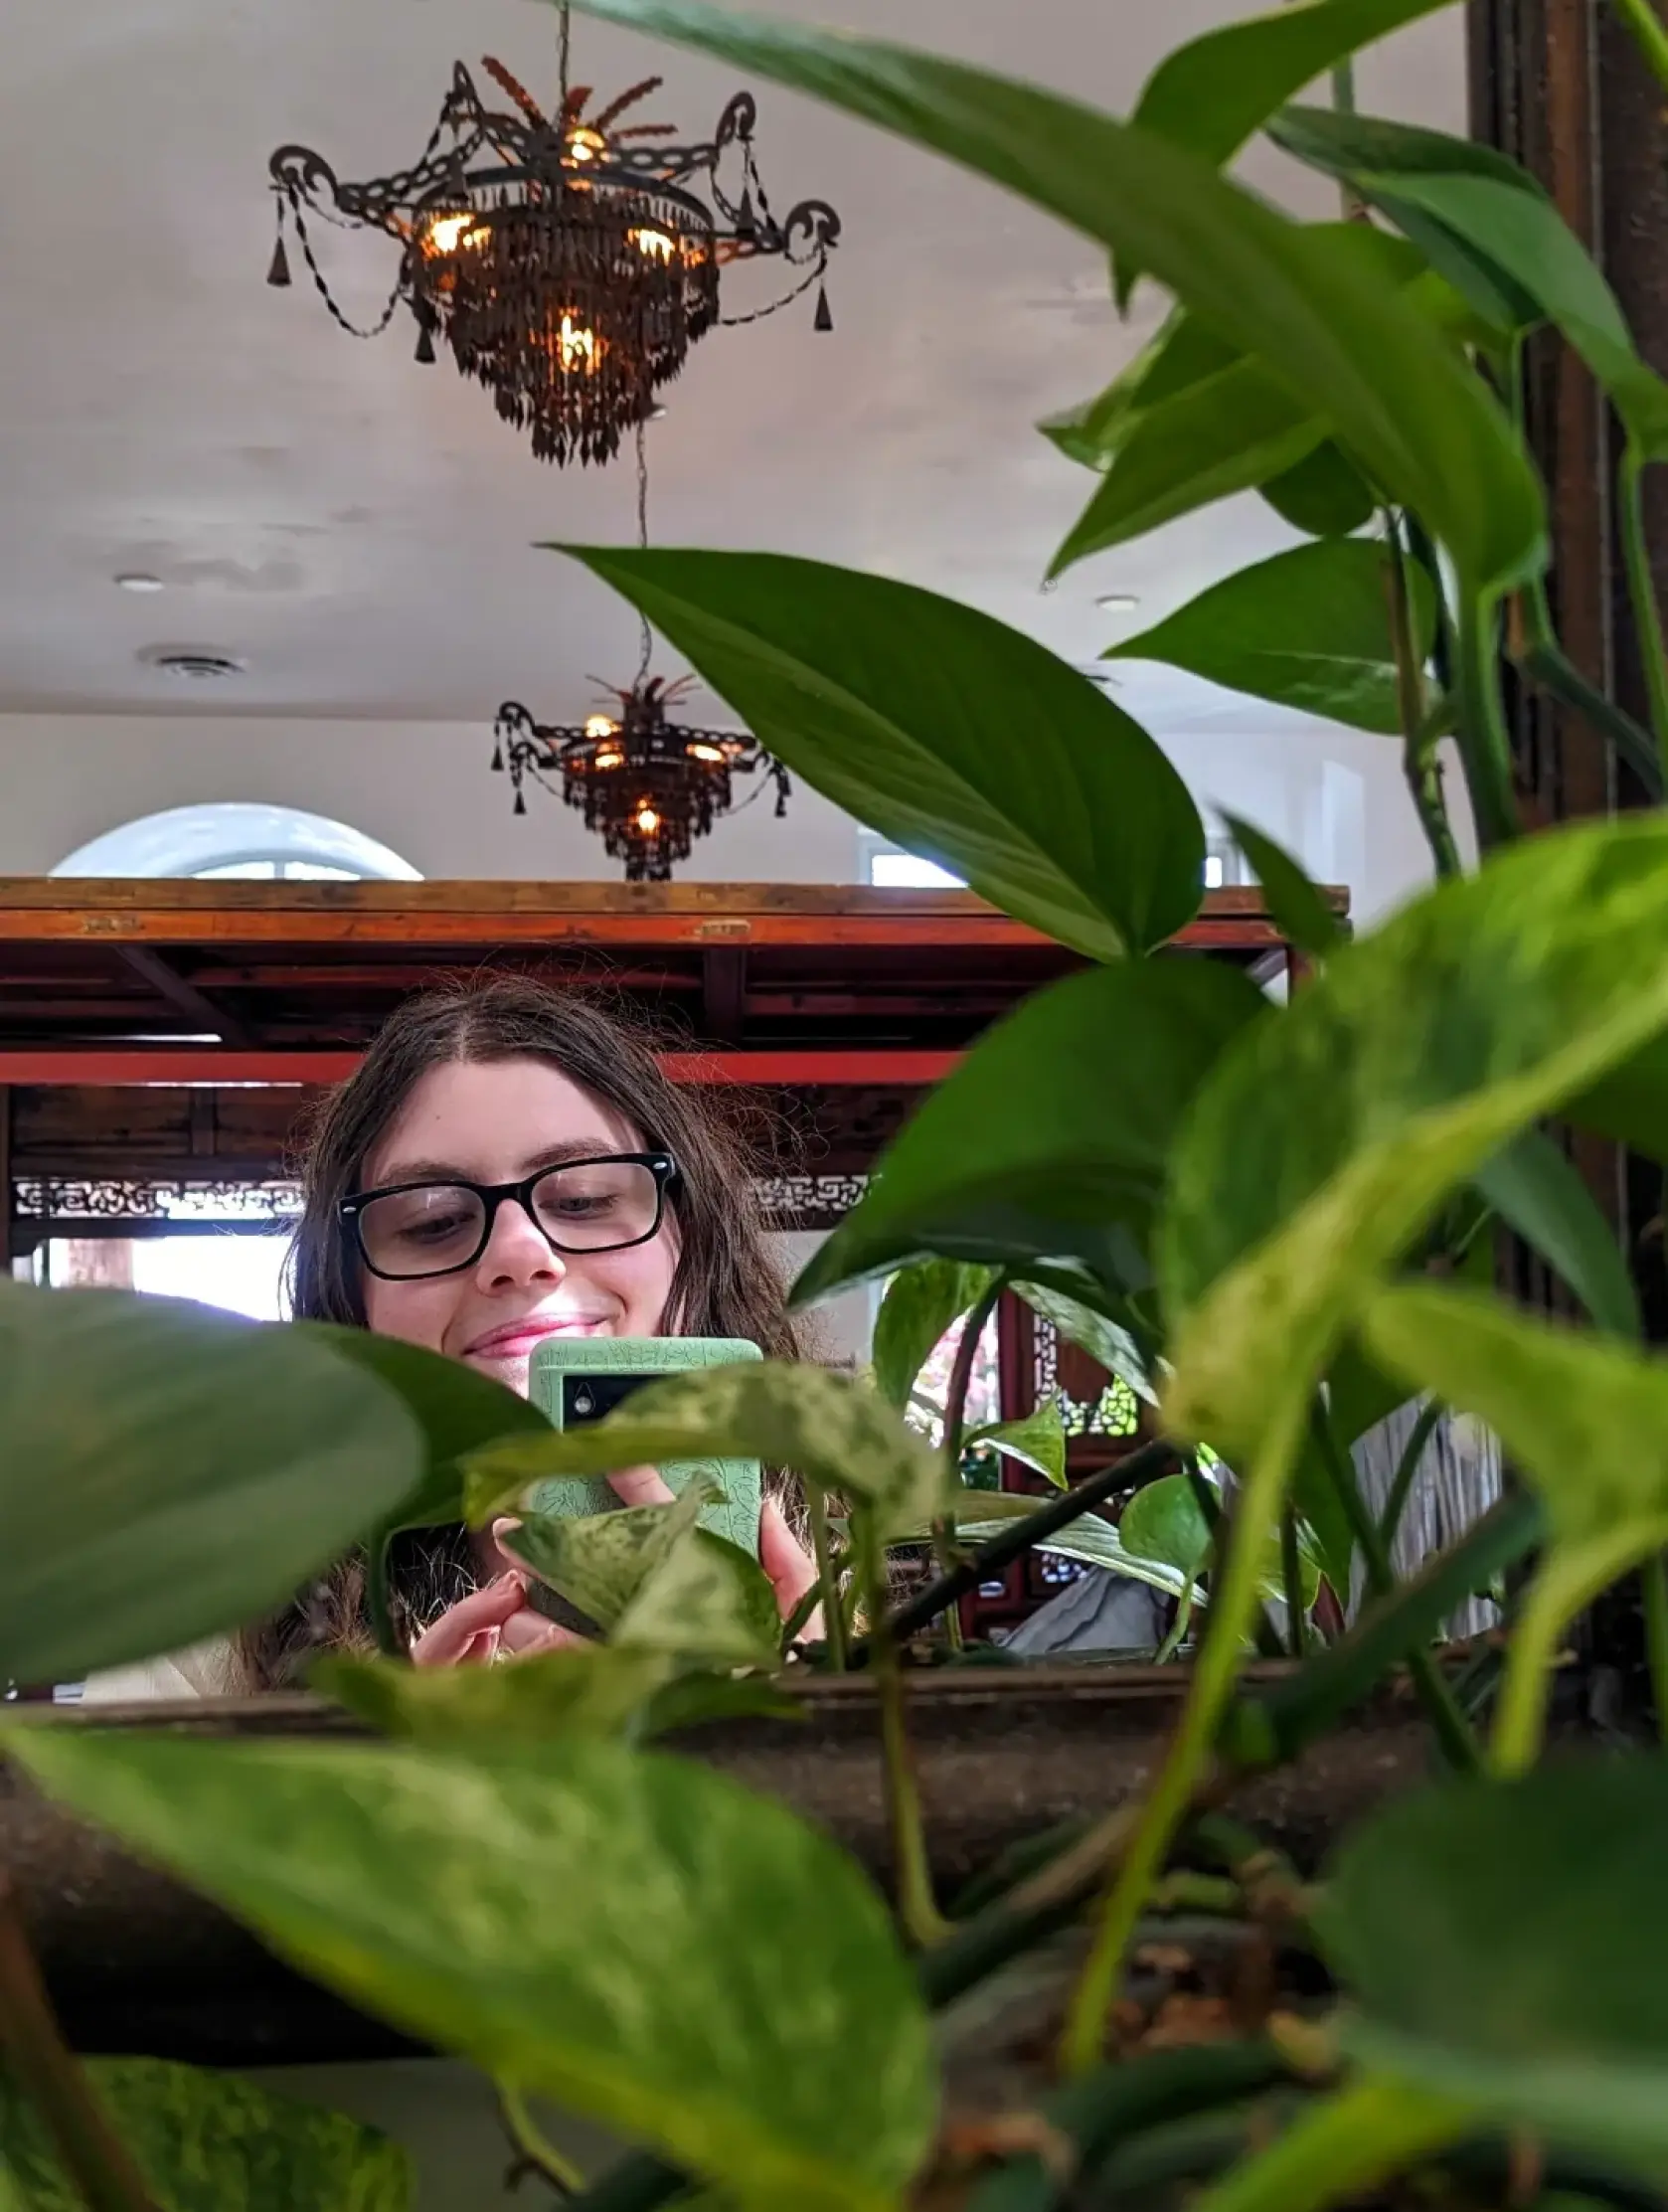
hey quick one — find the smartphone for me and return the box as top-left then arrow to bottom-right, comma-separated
526,1336 -> 763,1559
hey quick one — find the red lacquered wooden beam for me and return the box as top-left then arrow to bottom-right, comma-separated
0,1048 -> 961,1089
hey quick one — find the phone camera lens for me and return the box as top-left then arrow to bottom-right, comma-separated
575,1388 -> 594,1417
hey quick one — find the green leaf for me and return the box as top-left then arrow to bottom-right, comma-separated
0,1283 -> 424,1689
613,1530 -> 781,1670
635,1672 -> 806,1739
1259,440 -> 1377,538
1012,1279 -> 1156,1403
565,0 -> 1545,596
1474,1130 -> 1641,1339
1363,1282 -> 1668,1550
0,2055 -> 412,2212
1121,0 -> 1463,281
560,549 -> 1203,961
1038,309 -> 1240,469
314,1645 -> 674,1747
501,1481 -> 716,1631
1106,541 -> 1430,736
1050,360 -> 1323,571
1268,107 -> 1668,455
872,1262 -> 997,1411
467,1362 -> 948,1542
794,962 -> 1267,1305
1268,106 -> 1551,330
1120,1473 -> 1320,1609
9,1732 -> 935,2212
1323,1759 -> 1668,2162
966,1403 -> 1068,1490
1118,1474 -> 1213,1583
1160,819 -> 1668,1455
952,1512 -> 1201,1603
1115,0 -> 1471,318
1222,815 -> 1346,961
294,1323 -> 551,1537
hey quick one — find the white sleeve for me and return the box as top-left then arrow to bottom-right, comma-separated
78,1637 -> 243,1704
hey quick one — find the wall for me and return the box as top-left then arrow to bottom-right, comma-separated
0,711 -> 1469,923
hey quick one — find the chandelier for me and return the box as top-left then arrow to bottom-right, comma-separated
492,428 -> 790,882
266,11 -> 840,467
493,675 -> 789,881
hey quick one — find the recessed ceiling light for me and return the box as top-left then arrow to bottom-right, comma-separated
115,573 -> 165,594
143,649 -> 247,682
1095,593 -> 1140,612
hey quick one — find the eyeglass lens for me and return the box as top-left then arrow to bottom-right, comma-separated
358,1159 -> 662,1278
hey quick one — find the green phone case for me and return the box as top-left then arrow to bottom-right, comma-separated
526,1336 -> 763,1559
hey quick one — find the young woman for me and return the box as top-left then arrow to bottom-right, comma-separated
85,978 -> 817,1698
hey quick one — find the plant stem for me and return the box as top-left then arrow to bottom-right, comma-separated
1309,1408 -> 1480,1773
1608,0 -> 1668,95
1184,2076 -> 1471,2212
850,1438 -> 1178,1662
861,1528 -> 947,1947
1494,1526 -> 1668,1774
1385,515 -> 1462,880
936,1279 -> 1004,1653
1454,593 -> 1520,847
1154,1585 -> 1195,1664
1329,59 -> 1367,221
1647,1553 -> 1668,1751
1279,1511 -> 1308,1657
1619,443 -> 1668,785
499,2084 -> 585,2198
0,1877 -> 161,2212
365,1539 -> 402,1660
1520,638 -> 1664,796
1378,1398 -> 1444,1554
804,1487 -> 847,1669
1060,1395 -> 1307,2078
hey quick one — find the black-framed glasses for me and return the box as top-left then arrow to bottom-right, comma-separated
341,1152 -> 678,1281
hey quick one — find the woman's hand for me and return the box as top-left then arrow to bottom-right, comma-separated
609,1466 -> 821,1630
412,1467 -> 822,1665
409,1568 -> 584,1667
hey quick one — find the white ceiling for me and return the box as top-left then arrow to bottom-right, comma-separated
0,0 -> 1465,731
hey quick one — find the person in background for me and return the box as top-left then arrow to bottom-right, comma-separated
83,979 -> 817,1699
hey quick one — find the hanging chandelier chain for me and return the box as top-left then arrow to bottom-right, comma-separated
718,251 -> 830,328
558,1 -> 573,113
634,420 -> 654,686
278,197 -> 409,340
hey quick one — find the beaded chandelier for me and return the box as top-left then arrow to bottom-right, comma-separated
493,673 -> 789,881
266,10 -> 840,467
491,426 -> 790,881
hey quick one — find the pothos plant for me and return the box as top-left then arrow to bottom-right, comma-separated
10,0 -> 1668,2206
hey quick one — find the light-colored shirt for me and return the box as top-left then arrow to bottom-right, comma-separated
79,1637 -> 241,1704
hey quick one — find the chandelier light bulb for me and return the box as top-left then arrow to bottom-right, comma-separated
632,227 -> 676,263
584,714 -> 619,740
635,805 -> 661,834
686,741 -> 726,764
557,314 -> 599,373
426,212 -> 479,255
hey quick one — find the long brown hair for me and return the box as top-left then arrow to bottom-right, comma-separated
242,976 -> 806,1687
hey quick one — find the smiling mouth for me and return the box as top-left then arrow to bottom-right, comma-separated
466,1317 -> 610,1359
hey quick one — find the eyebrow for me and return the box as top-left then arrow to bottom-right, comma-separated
367,1138 -> 638,1188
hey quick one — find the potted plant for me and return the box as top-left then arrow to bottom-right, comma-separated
9,0 -> 1668,2203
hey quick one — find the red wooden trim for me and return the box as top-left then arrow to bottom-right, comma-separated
0,1048 -> 962,1089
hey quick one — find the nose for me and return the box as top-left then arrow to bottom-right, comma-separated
475,1197 -> 566,1291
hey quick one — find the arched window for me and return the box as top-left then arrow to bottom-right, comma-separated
52,803 -> 421,883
